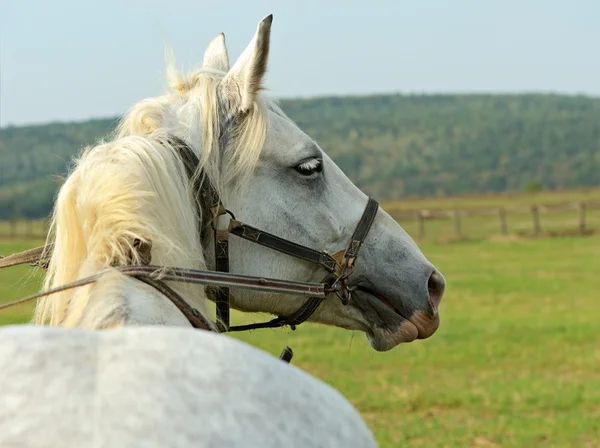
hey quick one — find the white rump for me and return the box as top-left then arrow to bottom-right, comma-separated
0,325 -> 377,447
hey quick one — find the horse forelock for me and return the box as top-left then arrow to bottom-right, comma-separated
117,64 -> 270,203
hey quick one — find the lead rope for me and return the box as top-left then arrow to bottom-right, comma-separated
0,245 -> 52,269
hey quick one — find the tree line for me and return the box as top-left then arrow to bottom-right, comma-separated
1,93 -> 599,219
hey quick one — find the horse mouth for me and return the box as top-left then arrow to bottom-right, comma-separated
352,285 -> 440,352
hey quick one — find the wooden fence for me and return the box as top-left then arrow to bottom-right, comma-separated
390,200 -> 600,240
2,200 -> 600,241
0,219 -> 49,240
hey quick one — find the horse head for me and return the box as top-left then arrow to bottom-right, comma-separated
117,15 -> 446,351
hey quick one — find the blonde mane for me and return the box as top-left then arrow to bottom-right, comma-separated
35,64 -> 270,328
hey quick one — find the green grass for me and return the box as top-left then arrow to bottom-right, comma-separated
0,239 -> 46,324
1,236 -> 599,447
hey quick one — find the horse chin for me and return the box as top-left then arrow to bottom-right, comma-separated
365,321 -> 420,351
352,286 -> 440,352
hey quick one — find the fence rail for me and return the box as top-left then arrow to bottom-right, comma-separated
0,219 -> 49,240
2,200 -> 600,241
391,200 -> 600,240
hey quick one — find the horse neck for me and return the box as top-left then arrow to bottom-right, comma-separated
59,269 -> 200,329
35,136 -> 212,329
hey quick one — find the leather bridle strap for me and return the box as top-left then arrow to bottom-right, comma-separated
162,135 -> 221,240
327,197 -> 379,305
214,228 -> 230,332
169,136 -> 337,332
134,275 -> 216,331
227,297 -> 324,332
165,135 -> 232,331
228,198 -> 379,279
161,136 -> 379,332
228,220 -> 338,273
118,265 -> 326,297
164,136 -> 235,331
342,197 -> 379,263
217,197 -> 379,331
0,264 -> 326,312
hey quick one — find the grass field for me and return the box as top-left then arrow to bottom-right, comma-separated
1,226 -> 599,446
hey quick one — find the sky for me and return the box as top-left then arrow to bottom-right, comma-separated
1,0 -> 598,127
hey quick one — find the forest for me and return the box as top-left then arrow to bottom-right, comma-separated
1,93 -> 599,219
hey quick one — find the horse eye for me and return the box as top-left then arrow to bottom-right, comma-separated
295,159 -> 323,176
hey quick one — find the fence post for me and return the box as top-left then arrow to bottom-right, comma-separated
9,199 -> 19,239
531,205 -> 541,235
577,202 -> 586,234
499,207 -> 508,235
416,211 -> 424,240
453,210 -> 461,238
10,219 -> 17,239
26,220 -> 34,238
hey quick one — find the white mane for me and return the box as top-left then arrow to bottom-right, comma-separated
35,60 -> 274,328
36,135 -> 204,326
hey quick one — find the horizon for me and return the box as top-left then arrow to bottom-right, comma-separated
2,0 -> 598,127
1,90 -> 598,130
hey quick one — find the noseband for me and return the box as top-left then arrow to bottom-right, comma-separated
212,197 -> 379,332
174,135 -> 379,332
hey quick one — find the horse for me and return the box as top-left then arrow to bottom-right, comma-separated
0,14 -> 445,447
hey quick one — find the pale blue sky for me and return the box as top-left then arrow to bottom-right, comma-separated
1,0 -> 598,127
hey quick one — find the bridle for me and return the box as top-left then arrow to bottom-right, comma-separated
173,135 -> 379,333
0,135 -> 379,362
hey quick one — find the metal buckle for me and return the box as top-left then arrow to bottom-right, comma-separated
211,207 -> 236,231
325,258 -> 356,306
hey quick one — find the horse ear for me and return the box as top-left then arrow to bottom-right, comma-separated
202,33 -> 229,72
222,14 -> 272,113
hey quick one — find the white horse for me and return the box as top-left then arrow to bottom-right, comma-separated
0,15 -> 445,447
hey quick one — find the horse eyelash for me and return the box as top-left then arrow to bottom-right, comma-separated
297,159 -> 322,171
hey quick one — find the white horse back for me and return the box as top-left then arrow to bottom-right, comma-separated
0,325 -> 376,448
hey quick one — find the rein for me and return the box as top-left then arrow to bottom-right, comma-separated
0,135 -> 379,363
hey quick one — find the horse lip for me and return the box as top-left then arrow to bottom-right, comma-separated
352,284 -> 439,340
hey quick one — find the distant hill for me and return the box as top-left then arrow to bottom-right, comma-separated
1,93 -> 599,219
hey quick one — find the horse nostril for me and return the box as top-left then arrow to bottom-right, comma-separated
427,270 -> 446,311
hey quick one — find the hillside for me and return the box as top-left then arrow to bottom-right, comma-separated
1,93 -> 599,219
